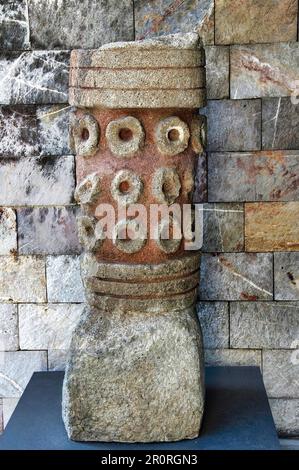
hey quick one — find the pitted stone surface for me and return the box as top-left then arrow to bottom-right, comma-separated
77,216 -> 104,252
70,113 -> 100,157
152,167 -> 181,205
106,116 -> 144,157
155,116 -> 190,156
112,219 -> 147,254
156,216 -> 182,254
74,173 -> 101,205
111,170 -> 143,206
191,115 -> 207,154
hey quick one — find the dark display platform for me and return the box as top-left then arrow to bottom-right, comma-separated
0,366 -> 280,450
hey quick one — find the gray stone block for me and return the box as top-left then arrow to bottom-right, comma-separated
48,350 -> 68,371
262,97 -> 299,150
270,399 -> 299,436
0,208 -> 17,255
0,106 -> 37,157
274,252 -> 299,300
0,1 -> 30,50
263,350 -> 299,398
205,349 -> 262,367
193,152 -> 207,203
196,302 -> 229,348
37,105 -> 74,156
0,304 -> 18,351
206,46 -> 229,99
46,255 -> 85,303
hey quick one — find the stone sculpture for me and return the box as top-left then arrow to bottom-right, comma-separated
62,32 -> 207,442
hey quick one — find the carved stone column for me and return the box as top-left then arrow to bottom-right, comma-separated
62,33 -> 207,443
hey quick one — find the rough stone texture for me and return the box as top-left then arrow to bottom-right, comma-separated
202,100 -> 261,151
0,304 -> 18,351
231,43 -> 299,99
0,51 -> 69,105
274,252 -> 299,300
270,399 -> 299,436
245,202 -> 299,251
0,208 -> 17,255
196,302 -> 229,348
262,98 -> 299,150
193,152 -> 207,203
0,106 -> 37,157
37,105 -> 74,156
0,256 -> 46,302
215,0 -> 298,45
208,151 -> 299,202
205,349 -> 262,367
2,398 -> 18,428
201,203 -> 244,252
263,350 -> 299,398
205,46 -> 229,99
19,304 -> 83,350
0,351 -> 47,398
0,0 -> 30,50
199,253 -> 273,301
0,156 -> 75,206
18,207 -> 81,255
62,305 -> 204,442
48,350 -> 68,371
230,302 -> 299,349
134,0 -> 214,45
46,256 -> 85,303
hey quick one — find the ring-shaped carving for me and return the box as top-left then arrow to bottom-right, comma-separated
74,173 -> 101,205
106,116 -> 144,157
112,219 -> 146,254
77,216 -> 104,252
152,167 -> 181,205
155,116 -> 190,156
111,170 -> 143,206
70,113 -> 100,157
156,216 -> 182,254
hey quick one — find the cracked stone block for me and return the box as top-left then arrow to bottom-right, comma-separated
18,207 -> 81,255
193,152 -> 207,203
0,105 -> 37,157
0,304 -> 18,351
231,43 -> 299,99
230,302 -> 299,349
47,255 -> 85,302
208,151 -> 299,202
37,105 -> 75,156
0,51 -> 69,105
263,350 -> 299,398
262,98 -> 299,150
205,349 -> 261,367
215,0 -> 297,45
0,208 -> 17,255
0,0 -> 30,50
196,302 -> 229,348
202,100 -> 261,151
274,253 -> 299,300
206,46 -> 229,99
48,350 -> 68,371
19,303 -> 85,350
0,256 -> 46,302
270,399 -> 299,436
0,156 -> 75,206
134,0 -> 214,45
2,398 -> 18,428
245,202 -> 299,251
201,203 -> 244,252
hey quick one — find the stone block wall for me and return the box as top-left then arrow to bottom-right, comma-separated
0,0 -> 298,436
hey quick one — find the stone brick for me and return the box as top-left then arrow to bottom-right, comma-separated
2,398 -> 18,428
274,253 -> 299,300
205,349 -> 262,367
263,350 -> 299,398
48,350 -> 68,371
19,304 -> 83,350
28,0 -> 133,49
46,255 -> 85,302
0,304 -> 18,351
199,253 -> 273,301
196,302 -> 229,348
215,0 -> 297,45
202,100 -> 261,151
262,98 -> 299,150
0,351 -> 47,397
37,105 -> 74,156
206,46 -> 229,99
245,202 -> 299,251
201,203 -> 244,252
18,207 -> 81,255
0,256 -> 46,302
0,51 -> 69,105
0,106 -> 37,157
193,152 -> 207,203
0,156 -> 75,206
230,302 -> 299,349
0,0 -> 30,50
270,399 -> 299,436
231,43 -> 299,99
0,208 -> 17,255
134,0 -> 214,45
0,399 -> 2,432
208,151 -> 299,202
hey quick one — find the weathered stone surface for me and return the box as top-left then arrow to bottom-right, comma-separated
0,0 -> 30,50
0,256 -> 46,302
262,98 -> 299,150
201,203 -> 244,252
202,100 -> 261,151
215,0 -> 298,45
245,202 -> 299,251
0,106 -> 37,157
0,156 -> 75,206
270,399 -> 299,436
19,304 -> 83,350
28,0 -> 133,49
263,350 -> 299,398
0,351 -> 47,397
205,349 -> 262,367
37,105 -> 74,156
0,399 -> 2,432
208,151 -> 299,202
199,253 -> 273,301
0,304 -> 18,351
230,302 -> 299,348
231,43 -> 299,99
47,255 -> 85,302
196,302 -> 229,348
0,208 -> 17,255
0,51 -> 69,105
134,0 -> 214,45
48,350 -> 68,371
193,152 -> 207,203
206,46 -> 229,99
18,207 -> 81,255
2,398 -> 18,428
63,305 -> 204,442
274,253 -> 299,300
